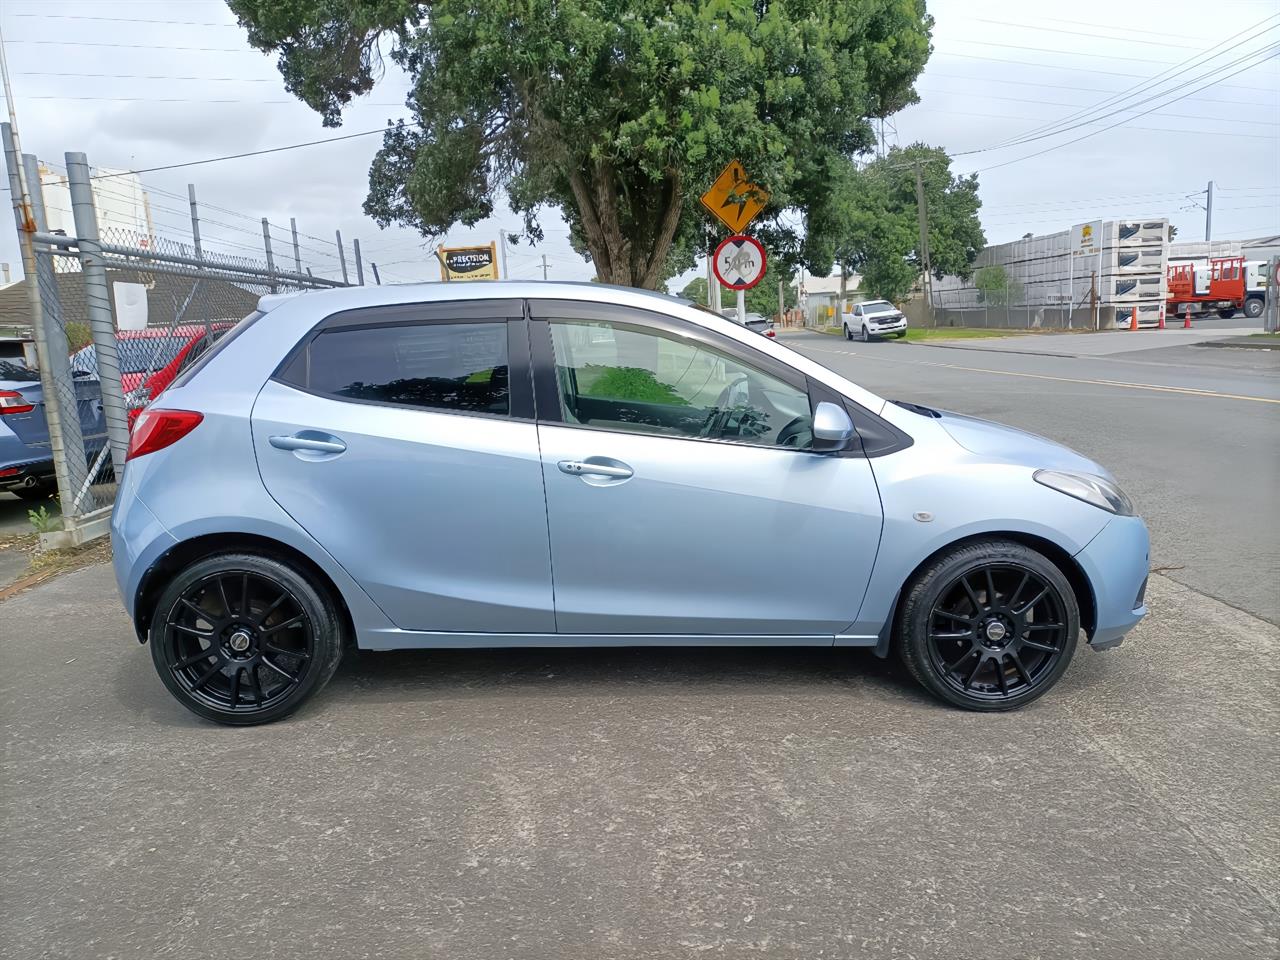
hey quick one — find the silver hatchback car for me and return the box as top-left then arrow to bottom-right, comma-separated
111,282 -> 1149,725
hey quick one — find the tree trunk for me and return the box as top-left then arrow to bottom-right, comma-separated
569,162 -> 681,290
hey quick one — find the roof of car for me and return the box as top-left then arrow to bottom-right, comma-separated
258,280 -> 696,317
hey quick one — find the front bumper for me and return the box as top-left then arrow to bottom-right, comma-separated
1073,514 -> 1150,649
871,317 -> 907,335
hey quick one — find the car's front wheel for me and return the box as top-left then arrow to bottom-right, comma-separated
149,552 -> 345,725
897,539 -> 1079,710
860,325 -> 870,342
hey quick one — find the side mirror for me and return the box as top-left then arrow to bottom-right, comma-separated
811,400 -> 854,453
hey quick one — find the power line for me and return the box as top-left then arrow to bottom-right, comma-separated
922,71 -> 1268,108
967,18 -> 1205,49
19,71 -> 277,82
91,123 -> 412,179
912,91 -> 1279,128
12,13 -> 237,27
947,38 -> 1195,67
970,16 -> 1279,152
953,37 -> 1280,159
6,39 -> 251,52
967,47 -> 1280,173
24,95 -> 405,106
937,51 -> 1275,95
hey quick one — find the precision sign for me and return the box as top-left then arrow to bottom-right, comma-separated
438,242 -> 500,281
713,235 -> 767,290
700,160 -> 770,233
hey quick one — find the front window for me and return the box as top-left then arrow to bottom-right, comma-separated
548,319 -> 812,448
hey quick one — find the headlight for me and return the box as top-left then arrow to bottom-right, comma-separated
1033,469 -> 1134,516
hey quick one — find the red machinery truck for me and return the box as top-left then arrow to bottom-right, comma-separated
1167,256 -> 1267,321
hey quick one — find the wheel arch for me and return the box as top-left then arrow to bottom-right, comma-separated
873,530 -> 1097,657
133,532 -> 356,647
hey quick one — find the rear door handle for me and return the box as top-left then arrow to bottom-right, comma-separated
558,458 -> 634,480
269,431 -> 347,457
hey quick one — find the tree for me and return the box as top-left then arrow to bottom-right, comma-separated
812,143 -> 985,303
974,264 -> 1020,306
229,0 -> 933,289
680,269 -> 796,318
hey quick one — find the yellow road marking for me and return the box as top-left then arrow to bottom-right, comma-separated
801,344 -> 1280,405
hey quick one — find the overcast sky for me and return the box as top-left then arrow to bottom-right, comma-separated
1,0 -> 1277,289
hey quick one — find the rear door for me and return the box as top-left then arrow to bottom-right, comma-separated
252,299 -> 555,634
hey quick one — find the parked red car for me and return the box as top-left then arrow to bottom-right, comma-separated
69,324 -> 232,426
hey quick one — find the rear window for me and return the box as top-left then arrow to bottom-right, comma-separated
168,312 -> 262,391
281,321 -> 511,416
0,359 -> 38,382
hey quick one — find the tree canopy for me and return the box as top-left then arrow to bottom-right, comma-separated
229,0 -> 934,289
807,144 -> 985,304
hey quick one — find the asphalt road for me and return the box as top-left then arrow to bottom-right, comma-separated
2,326 -> 1278,959
787,329 -> 1280,624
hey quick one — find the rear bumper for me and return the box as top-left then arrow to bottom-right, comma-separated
1074,514 -> 1150,649
0,427 -> 54,492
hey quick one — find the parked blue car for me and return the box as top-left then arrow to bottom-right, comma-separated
0,358 -> 106,500
111,283 -> 1149,725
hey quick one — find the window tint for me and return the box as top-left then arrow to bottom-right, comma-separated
299,322 -> 510,416
548,319 -> 811,448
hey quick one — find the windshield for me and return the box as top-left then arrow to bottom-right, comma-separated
862,300 -> 895,312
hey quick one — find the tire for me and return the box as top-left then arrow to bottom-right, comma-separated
896,539 -> 1080,711
1244,298 -> 1263,319
11,482 -> 54,502
843,324 -> 852,341
894,331 -> 907,339
1217,308 -> 1236,319
860,325 -> 870,343
149,552 -> 346,725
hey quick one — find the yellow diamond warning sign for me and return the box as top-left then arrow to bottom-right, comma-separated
700,160 -> 769,234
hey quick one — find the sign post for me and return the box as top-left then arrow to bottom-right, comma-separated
702,161 -> 770,319
713,234 -> 767,324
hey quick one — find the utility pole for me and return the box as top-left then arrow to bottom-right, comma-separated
913,161 -> 934,326
187,184 -> 203,261
260,218 -> 277,293
371,262 -> 382,286
1090,270 -> 1099,331
335,230 -> 349,284
353,238 -> 365,285
289,217 -> 302,274
777,278 -> 785,325
541,253 -> 548,281
498,228 -> 509,280
1204,180 -> 1214,242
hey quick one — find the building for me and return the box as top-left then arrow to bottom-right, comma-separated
38,164 -> 154,241
794,269 -> 863,325
931,219 -> 1171,328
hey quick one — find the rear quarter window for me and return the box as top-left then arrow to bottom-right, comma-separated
167,312 -> 262,391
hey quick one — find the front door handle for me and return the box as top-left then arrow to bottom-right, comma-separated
558,458 -> 634,480
269,431 -> 347,458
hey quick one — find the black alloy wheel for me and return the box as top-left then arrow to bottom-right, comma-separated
150,553 -> 345,725
897,539 -> 1079,710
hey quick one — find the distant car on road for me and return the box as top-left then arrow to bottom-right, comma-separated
844,300 -> 907,341
720,308 -> 777,338
112,283 -> 1149,725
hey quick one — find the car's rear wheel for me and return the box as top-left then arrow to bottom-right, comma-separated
843,324 -> 852,340
149,553 -> 345,725
1244,298 -> 1263,319
897,539 -> 1079,710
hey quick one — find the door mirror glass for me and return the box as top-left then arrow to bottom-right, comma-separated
811,401 -> 854,452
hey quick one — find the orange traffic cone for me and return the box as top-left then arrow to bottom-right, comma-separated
1183,305 -> 1192,329
1158,305 -> 1166,329
1129,307 -> 1139,331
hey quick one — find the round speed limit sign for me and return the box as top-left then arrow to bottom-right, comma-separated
713,235 -> 767,290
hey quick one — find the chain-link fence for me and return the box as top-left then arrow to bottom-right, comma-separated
3,130 -> 351,544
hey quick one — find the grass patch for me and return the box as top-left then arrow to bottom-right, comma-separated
904,328 -> 1024,341
1247,332 -> 1280,340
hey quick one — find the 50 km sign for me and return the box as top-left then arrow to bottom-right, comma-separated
713,235 -> 767,290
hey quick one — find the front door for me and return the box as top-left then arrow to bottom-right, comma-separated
252,301 -> 555,634
531,302 -> 883,638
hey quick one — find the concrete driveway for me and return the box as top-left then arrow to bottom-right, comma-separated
2,564 -> 1277,960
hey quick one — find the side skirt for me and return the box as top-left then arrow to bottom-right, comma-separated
357,629 -> 882,651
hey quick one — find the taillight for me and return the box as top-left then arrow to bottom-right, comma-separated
765,329 -> 776,337
126,409 -> 203,461
0,390 -> 35,415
